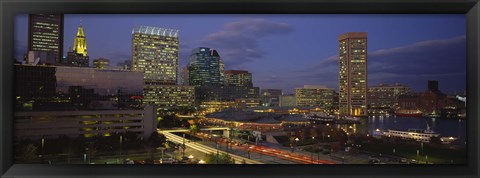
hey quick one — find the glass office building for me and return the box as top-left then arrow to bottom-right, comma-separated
188,47 -> 225,87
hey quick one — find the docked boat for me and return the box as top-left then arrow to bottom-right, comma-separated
395,109 -> 423,117
382,124 -> 440,143
304,112 -> 335,122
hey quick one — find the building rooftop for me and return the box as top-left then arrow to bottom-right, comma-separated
132,25 -> 179,37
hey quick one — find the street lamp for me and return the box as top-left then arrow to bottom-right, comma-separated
311,136 -> 315,162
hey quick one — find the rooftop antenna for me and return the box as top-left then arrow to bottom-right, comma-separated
80,16 -> 83,26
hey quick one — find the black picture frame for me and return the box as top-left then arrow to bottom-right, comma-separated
1,0 -> 479,177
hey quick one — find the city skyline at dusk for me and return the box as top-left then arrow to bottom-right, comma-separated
14,14 -> 466,94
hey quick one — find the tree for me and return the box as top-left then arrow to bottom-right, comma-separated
189,124 -> 199,135
145,132 -> 167,159
16,144 -> 38,163
206,153 -> 235,164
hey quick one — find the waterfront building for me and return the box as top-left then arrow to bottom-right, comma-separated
338,32 -> 368,116
15,105 -> 158,140
295,85 -> 335,114
279,95 -> 296,107
368,83 -> 411,109
188,47 -> 225,87
225,70 -> 253,87
93,58 -> 110,69
28,14 -> 63,64
62,22 -> 89,67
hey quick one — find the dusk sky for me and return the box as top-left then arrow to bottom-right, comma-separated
14,14 -> 466,94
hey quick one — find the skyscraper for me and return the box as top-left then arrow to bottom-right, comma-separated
28,14 -> 64,64
131,26 -> 194,108
62,21 -> 89,67
132,26 -> 179,85
188,47 -> 225,87
338,32 -> 368,116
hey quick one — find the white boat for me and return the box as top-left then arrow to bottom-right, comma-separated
382,123 -> 440,143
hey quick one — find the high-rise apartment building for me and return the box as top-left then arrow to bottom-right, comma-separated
338,32 -> 368,116
188,47 -> 225,87
224,70 -> 253,87
132,26 -> 179,85
28,14 -> 64,64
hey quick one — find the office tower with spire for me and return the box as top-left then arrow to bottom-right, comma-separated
28,14 -> 64,64
62,19 -> 89,67
338,32 -> 368,116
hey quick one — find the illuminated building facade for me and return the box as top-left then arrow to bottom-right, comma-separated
62,22 -> 89,67
279,95 -> 296,107
260,89 -> 282,107
93,58 -> 110,69
225,70 -> 253,87
28,14 -> 63,64
338,32 -> 368,116
188,47 -> 225,87
132,26 -> 179,85
14,105 -> 157,140
143,85 -> 195,108
295,85 -> 335,113
368,83 -> 411,109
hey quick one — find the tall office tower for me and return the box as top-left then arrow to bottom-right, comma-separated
63,22 -> 89,67
93,58 -> 109,69
28,14 -> 64,64
132,26 -> 179,85
338,32 -> 368,116
224,70 -> 253,87
188,47 -> 225,87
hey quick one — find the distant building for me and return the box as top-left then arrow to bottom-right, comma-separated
279,95 -> 296,107
188,47 -> 225,87
260,89 -> 282,107
368,83 -> 411,109
28,14 -> 63,64
15,105 -> 158,140
295,85 -> 335,114
180,66 -> 190,86
225,70 -> 253,87
61,22 -> 89,67
195,86 -> 259,103
93,58 -> 110,69
338,32 -> 368,116
143,85 -> 195,108
15,65 -> 56,111
397,81 -> 465,118
26,51 -> 56,65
